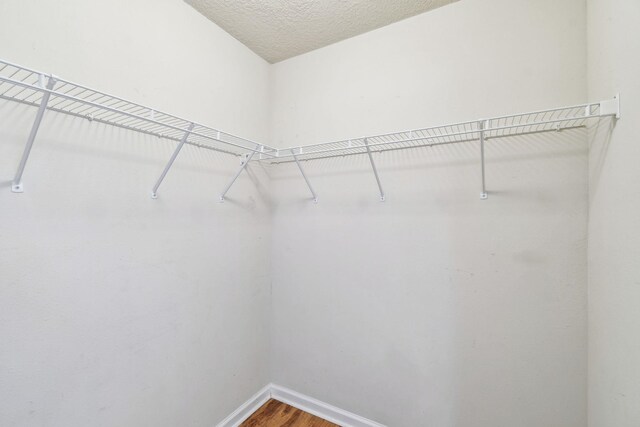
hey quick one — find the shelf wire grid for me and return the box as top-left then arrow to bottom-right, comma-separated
265,102 -> 606,164
0,59 -> 277,158
0,58 -> 617,167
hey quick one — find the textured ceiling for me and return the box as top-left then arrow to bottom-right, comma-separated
184,0 -> 458,63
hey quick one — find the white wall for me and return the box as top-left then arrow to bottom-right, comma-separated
0,0 -> 272,426
269,0 -> 588,426
587,0 -> 640,426
4,1 -> 629,426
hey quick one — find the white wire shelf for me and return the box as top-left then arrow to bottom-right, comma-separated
0,58 -> 277,158
0,57 -> 620,200
264,98 -> 620,164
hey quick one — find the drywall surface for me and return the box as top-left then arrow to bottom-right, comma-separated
0,0 -> 271,426
269,0 -> 588,426
587,0 -> 640,426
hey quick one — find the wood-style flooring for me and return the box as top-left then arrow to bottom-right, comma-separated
240,399 -> 338,427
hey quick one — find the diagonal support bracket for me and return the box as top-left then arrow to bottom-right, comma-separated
363,138 -> 385,201
11,74 -> 57,193
291,149 -> 318,203
479,120 -> 488,200
219,145 -> 260,202
150,122 -> 195,199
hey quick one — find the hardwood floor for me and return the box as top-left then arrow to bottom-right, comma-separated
240,399 -> 338,427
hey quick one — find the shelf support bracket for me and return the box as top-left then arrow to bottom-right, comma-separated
599,94 -> 621,119
479,120 -> 488,200
150,122 -> 195,199
219,145 -> 259,202
11,74 -> 57,193
291,149 -> 318,203
363,138 -> 385,201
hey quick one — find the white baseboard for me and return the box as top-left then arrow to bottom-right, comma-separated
215,384 -> 271,427
270,384 -> 386,427
216,383 -> 386,427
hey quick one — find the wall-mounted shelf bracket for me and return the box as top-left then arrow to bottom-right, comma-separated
598,93 -> 620,119
291,148 -> 318,203
479,120 -> 488,200
150,122 -> 195,199
11,74 -> 57,193
363,138 -> 385,201
219,145 -> 259,202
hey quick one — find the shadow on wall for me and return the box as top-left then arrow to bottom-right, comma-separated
269,128 -> 589,207
588,117 -> 616,200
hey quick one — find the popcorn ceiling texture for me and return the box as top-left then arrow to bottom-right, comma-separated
184,0 -> 457,63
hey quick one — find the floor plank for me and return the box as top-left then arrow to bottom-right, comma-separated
240,399 -> 338,427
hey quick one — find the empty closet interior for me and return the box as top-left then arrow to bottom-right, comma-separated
1,0 -> 638,426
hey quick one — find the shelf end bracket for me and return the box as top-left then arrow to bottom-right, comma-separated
599,94 -> 621,119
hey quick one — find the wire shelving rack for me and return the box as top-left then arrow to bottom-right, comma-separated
0,58 -> 620,201
0,58 -> 278,197
266,102 -> 615,164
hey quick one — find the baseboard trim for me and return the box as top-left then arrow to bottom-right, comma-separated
216,383 -> 386,427
270,384 -> 386,427
215,384 -> 271,427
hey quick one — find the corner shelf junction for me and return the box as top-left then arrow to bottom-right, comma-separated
0,58 -> 621,201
